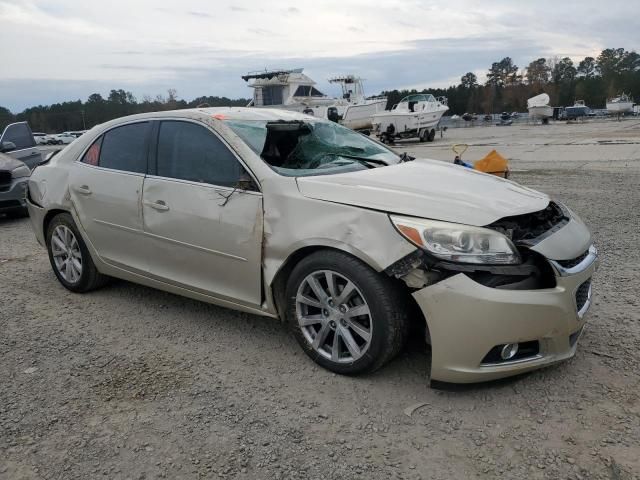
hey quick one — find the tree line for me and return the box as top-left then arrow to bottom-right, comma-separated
0,90 -> 250,134
2,47 -> 638,133
382,48 -> 640,115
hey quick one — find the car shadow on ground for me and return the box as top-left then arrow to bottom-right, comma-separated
0,213 -> 29,224
9,216 -> 557,394
92,276 -> 548,393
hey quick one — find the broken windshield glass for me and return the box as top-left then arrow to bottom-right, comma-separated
226,119 -> 399,177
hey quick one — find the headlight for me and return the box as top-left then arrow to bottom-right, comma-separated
390,215 -> 521,265
12,165 -> 31,178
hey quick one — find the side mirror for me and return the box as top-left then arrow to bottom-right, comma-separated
0,141 -> 16,153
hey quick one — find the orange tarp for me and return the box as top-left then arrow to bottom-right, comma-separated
473,149 -> 509,178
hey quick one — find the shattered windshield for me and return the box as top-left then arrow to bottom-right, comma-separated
226,119 -> 399,177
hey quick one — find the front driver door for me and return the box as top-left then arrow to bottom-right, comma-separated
69,121 -> 151,274
0,122 -> 42,169
142,120 -> 263,307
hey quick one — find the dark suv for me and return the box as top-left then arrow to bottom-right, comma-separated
1,122 -> 42,217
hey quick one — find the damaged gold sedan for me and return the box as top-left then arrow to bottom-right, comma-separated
26,108 -> 598,384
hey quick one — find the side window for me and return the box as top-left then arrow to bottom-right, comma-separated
2,123 -> 36,149
90,122 -> 149,173
81,136 -> 103,166
156,121 -> 243,187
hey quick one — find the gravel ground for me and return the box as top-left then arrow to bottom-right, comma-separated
1,122 -> 639,479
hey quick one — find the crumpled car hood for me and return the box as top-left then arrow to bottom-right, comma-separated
0,152 -> 25,171
296,159 -> 549,226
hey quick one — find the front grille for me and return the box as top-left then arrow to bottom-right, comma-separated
488,201 -> 569,244
0,199 -> 22,209
0,170 -> 11,189
557,250 -> 589,269
575,279 -> 591,311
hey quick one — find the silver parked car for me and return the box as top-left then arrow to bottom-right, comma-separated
26,108 -> 598,384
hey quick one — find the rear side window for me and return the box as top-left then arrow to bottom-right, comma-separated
81,136 -> 103,166
156,121 -> 243,187
2,123 -> 36,149
82,122 -> 149,173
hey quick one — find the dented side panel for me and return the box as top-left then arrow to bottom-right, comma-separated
259,175 -> 416,287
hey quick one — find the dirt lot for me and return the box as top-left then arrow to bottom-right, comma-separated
1,120 -> 639,479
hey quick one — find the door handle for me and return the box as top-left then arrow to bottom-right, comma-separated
76,185 -> 92,195
144,200 -> 170,211
30,151 -> 39,156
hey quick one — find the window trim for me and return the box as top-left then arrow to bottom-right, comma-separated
75,119 -> 152,175
149,118 -> 262,193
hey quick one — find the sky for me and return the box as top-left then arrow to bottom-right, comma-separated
0,0 -> 638,112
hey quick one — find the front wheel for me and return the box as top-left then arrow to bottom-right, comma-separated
285,250 -> 409,375
46,213 -> 109,292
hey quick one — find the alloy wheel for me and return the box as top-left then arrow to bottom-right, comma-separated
295,270 -> 373,363
51,225 -> 83,283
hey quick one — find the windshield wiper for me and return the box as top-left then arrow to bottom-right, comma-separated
327,153 -> 389,168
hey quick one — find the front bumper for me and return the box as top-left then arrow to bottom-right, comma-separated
413,245 -> 598,383
0,178 -> 28,213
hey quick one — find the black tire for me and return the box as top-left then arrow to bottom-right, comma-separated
427,129 -> 436,142
419,128 -> 429,143
46,212 -> 109,293
285,250 -> 409,375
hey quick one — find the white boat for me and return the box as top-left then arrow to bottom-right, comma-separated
606,93 -> 634,113
527,93 -> 553,119
243,68 -> 333,110
325,75 -> 387,130
371,93 -> 449,143
242,68 -> 386,130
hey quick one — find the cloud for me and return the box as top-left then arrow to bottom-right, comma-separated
0,0 -> 111,37
187,10 -> 214,18
0,0 -> 637,111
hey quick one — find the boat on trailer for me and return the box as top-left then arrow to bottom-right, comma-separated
527,93 -> 553,120
371,93 -> 449,143
606,93 -> 634,114
325,75 -> 387,131
242,68 -> 386,131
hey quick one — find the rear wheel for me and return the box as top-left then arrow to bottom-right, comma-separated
46,213 -> 109,292
427,129 -> 436,142
285,250 -> 409,374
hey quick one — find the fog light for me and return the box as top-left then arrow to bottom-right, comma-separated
500,343 -> 519,360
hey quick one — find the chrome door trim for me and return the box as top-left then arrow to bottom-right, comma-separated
144,174 -> 263,196
74,160 -> 147,177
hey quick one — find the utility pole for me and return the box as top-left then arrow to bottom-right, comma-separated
80,110 -> 86,130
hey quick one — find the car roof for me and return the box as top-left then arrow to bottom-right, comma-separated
101,107 -> 318,126
197,107 -> 316,122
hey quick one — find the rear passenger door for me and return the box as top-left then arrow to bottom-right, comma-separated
142,120 -> 263,307
69,122 -> 151,273
0,122 -> 42,169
